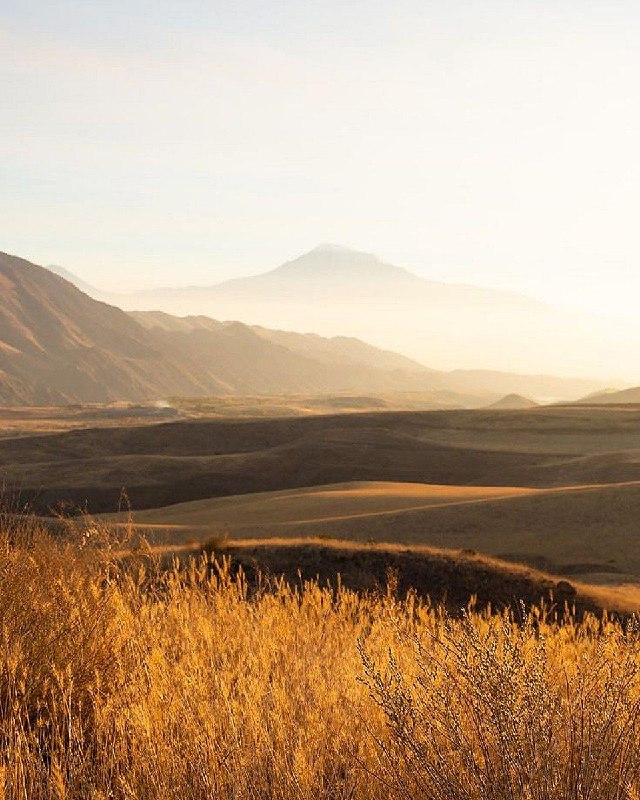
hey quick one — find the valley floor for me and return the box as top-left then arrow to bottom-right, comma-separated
3,402 -> 640,584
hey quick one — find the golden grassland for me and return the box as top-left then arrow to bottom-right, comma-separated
4,515 -> 640,798
103,479 -> 640,584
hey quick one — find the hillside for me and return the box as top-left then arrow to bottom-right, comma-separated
130,479 -> 640,584
166,537 -> 600,615
80,243 -> 639,381
488,393 -> 539,409
4,403 -> 640,511
578,386 -> 640,405
0,252 -> 455,405
1,251 -> 608,405
129,310 -> 425,373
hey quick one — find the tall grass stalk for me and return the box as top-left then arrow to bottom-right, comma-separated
0,519 -> 639,799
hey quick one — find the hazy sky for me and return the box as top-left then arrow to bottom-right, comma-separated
2,1 -> 640,319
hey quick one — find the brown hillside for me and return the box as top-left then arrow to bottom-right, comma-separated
0,252 -> 455,405
165,538 -> 607,617
577,387 -> 640,405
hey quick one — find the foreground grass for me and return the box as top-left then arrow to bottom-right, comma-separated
2,518 -> 640,798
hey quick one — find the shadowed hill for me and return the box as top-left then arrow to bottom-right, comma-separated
167,537 -> 605,617
106,478 -> 640,583
4,405 -> 640,515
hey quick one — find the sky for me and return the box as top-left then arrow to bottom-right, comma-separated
2,0 -> 640,319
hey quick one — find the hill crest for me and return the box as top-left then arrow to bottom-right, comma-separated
577,387 -> 640,405
488,393 -> 539,410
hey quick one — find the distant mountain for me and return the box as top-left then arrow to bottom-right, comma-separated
1,250 -> 608,406
129,311 -> 427,373
130,244 -> 525,304
487,393 -> 539,410
47,265 -> 124,305
577,387 -> 640,405
0,252 -> 474,406
439,370 -> 588,402
74,243 -> 634,380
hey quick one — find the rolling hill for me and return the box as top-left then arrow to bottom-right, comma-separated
160,538 -> 609,616
111,480 -> 640,584
3,404 -> 640,583
4,404 -> 640,513
488,393 -> 539,410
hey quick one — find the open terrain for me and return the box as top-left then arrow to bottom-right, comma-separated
0,392 -> 494,440
2,403 -> 640,584
106,479 -> 640,584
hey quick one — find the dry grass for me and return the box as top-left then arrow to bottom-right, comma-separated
102,479 -> 640,584
7,405 -> 640,519
2,515 -> 640,798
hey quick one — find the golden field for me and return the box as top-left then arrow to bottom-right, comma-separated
105,479 -> 640,584
3,514 -> 640,799
5,404 -> 640,584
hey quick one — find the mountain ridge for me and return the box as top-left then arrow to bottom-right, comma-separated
0,250 -> 611,406
51,243 -> 635,379
0,252 -> 441,404
576,387 -> 640,406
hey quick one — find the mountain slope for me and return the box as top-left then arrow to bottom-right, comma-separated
129,311 -> 427,373
103,244 -> 638,380
53,251 -> 611,402
0,251 -> 463,405
577,387 -> 640,405
0,253 -> 194,403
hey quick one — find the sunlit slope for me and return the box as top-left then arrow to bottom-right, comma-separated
115,482 -> 536,528
2,252 -> 466,404
5,405 -> 640,514
109,479 -> 640,583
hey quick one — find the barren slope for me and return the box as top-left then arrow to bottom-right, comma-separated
0,252 -> 468,404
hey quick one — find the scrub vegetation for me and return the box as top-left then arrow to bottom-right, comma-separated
2,515 -> 640,799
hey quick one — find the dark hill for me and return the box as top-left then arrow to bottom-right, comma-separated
4,405 -> 640,514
